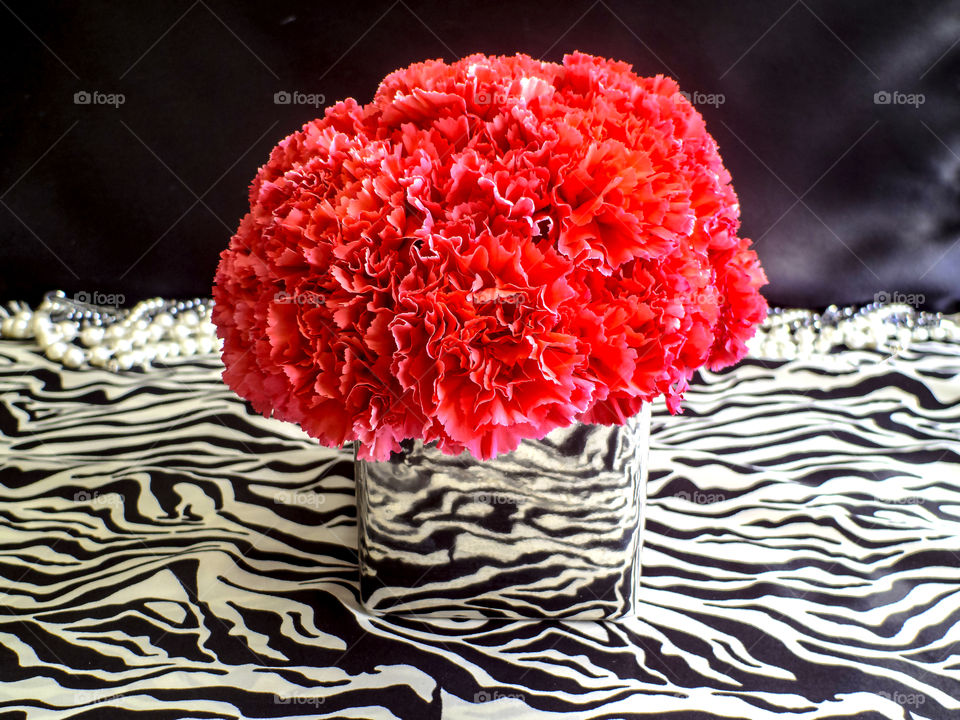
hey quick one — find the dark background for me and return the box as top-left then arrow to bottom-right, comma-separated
2,0 -> 959,310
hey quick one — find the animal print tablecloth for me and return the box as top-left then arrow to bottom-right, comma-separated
1,337 -> 958,719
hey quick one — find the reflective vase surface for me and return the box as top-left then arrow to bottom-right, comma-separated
355,404 -> 651,619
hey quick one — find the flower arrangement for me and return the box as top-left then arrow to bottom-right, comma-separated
213,52 -> 767,461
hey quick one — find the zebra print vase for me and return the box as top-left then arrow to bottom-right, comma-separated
355,405 -> 651,619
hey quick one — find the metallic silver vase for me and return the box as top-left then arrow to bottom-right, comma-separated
355,404 -> 651,619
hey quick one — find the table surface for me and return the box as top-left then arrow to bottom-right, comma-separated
0,338 -> 958,719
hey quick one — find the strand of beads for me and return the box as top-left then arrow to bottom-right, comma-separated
0,291 -> 220,370
746,303 -> 960,359
2,293 -> 959,371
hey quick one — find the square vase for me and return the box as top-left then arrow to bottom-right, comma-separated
355,404 -> 651,619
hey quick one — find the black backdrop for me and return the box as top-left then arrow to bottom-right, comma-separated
2,0 -> 959,310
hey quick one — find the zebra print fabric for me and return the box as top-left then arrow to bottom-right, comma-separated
0,336 -> 958,718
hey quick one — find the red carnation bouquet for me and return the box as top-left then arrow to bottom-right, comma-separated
213,52 -> 767,461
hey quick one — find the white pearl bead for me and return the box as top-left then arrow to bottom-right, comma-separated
116,352 -> 134,370
868,320 -> 887,340
46,341 -> 68,361
0,317 -> 13,337
88,346 -> 112,366
179,337 -> 198,356
80,326 -> 105,347
105,325 -> 125,340
35,326 -> 59,348
913,327 -> 929,342
131,329 -> 149,347
171,323 -> 191,339
846,331 -> 867,350
197,335 -> 214,354
57,322 -> 78,341
165,342 -> 181,357
109,338 -> 133,354
62,346 -> 85,368
30,314 -> 52,335
181,311 -> 200,326
155,313 -> 174,328
10,317 -> 30,338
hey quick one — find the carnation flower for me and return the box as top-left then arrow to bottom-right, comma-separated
213,52 -> 767,461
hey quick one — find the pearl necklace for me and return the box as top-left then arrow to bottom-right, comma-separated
1,292 -> 958,372
748,302 -> 960,359
0,290 -> 218,371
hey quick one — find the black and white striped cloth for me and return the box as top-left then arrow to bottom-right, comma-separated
0,334 -> 958,718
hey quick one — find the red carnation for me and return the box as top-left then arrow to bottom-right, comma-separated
213,52 -> 767,461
